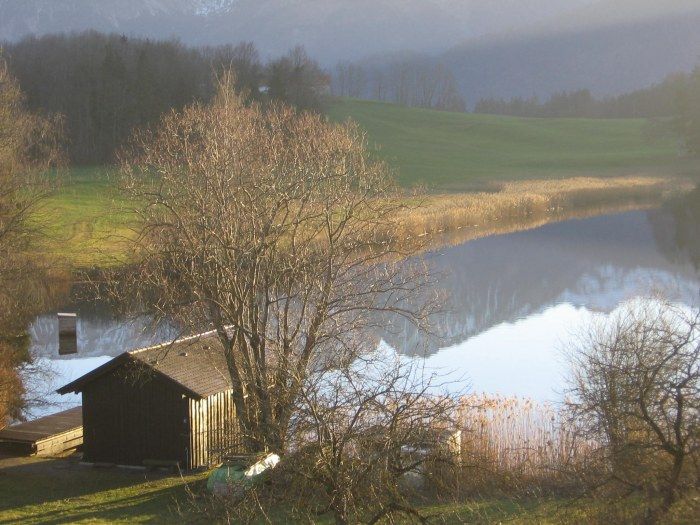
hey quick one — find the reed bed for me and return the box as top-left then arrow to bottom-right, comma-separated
452,395 -> 593,494
385,176 -> 691,248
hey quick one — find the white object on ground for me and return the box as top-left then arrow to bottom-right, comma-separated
245,453 -> 280,478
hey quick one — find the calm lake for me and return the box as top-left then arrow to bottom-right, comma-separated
29,205 -> 700,414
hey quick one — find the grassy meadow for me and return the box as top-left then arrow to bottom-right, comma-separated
328,99 -> 689,189
0,456 -> 659,525
40,100 -> 698,268
2,453 -> 695,524
36,167 -> 132,267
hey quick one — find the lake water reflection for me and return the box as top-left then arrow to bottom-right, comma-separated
385,206 -> 700,400
30,202 -> 700,411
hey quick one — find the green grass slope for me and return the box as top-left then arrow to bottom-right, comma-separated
327,99 -> 685,189
40,101 -> 695,268
37,167 -> 132,267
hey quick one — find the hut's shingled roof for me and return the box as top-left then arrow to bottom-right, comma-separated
57,332 -> 233,399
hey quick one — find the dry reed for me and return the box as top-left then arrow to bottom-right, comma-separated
452,395 -> 593,494
383,176 -> 692,249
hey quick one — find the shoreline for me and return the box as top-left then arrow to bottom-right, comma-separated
388,176 -> 694,251
41,173 -> 696,270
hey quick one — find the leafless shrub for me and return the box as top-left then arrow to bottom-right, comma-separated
0,55 -> 63,425
282,352 -> 459,524
184,351 -> 461,525
566,298 -> 700,522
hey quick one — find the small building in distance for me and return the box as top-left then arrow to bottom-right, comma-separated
58,332 -> 242,470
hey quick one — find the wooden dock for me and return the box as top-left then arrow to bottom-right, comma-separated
0,407 -> 83,457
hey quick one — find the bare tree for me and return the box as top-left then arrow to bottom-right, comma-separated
371,69 -> 386,101
414,63 -> 438,108
567,298 -> 700,521
182,352 -> 459,525
0,56 -> 63,425
284,352 -> 458,525
346,63 -> 367,99
117,73 -> 435,453
205,41 -> 263,98
432,64 -> 466,112
362,59 -> 464,112
333,61 -> 351,97
387,62 -> 412,107
266,46 -> 328,111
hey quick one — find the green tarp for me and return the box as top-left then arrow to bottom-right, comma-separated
207,454 -> 280,497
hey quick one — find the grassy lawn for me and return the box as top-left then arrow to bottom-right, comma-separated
0,456 -> 578,524
327,99 -> 689,189
0,456 -> 207,524
35,166 -> 133,268
3,456 -> 695,524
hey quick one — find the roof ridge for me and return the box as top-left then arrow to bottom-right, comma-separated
58,327 -> 234,399
128,328 -> 219,355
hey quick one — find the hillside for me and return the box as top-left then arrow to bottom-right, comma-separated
38,101 -> 695,267
441,10 -> 700,105
327,99 -> 685,190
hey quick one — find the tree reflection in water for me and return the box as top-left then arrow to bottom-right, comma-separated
1,271 -> 68,424
383,204 -> 700,358
650,186 -> 700,271
20,199 -> 700,413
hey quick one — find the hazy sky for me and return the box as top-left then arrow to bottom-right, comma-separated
454,0 -> 700,43
521,0 -> 700,37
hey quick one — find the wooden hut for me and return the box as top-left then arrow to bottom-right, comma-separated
58,332 -> 242,470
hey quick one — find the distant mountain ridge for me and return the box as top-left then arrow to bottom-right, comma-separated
0,1 -> 203,42
0,0 -> 591,63
2,1 -> 700,101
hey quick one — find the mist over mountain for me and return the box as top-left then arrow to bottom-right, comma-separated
200,0 -> 598,64
524,0 -> 700,37
0,1 -> 591,63
2,1 -> 700,102
0,0 -> 201,42
442,9 -> 700,106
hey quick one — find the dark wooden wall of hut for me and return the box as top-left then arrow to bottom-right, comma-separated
82,370 -> 187,467
188,390 -> 243,468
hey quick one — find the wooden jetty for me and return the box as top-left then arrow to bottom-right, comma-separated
0,407 -> 83,457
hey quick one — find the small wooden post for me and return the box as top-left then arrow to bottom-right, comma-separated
58,313 -> 78,355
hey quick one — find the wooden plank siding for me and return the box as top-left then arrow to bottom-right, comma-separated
80,371 -> 243,469
82,371 -> 188,467
57,333 -> 245,470
188,389 -> 243,469
35,427 -> 84,456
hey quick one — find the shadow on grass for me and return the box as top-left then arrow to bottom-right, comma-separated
0,456 -> 206,524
